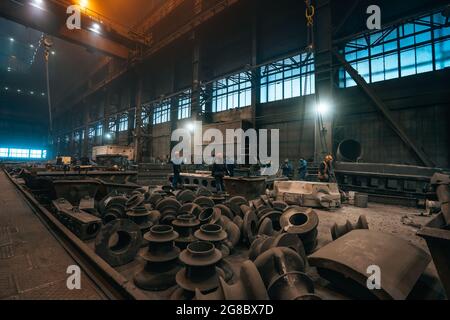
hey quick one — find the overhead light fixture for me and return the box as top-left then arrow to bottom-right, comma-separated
30,0 -> 44,9
7,67 -> 11,72
9,38 -> 14,42
30,44 -> 34,48
317,101 -> 332,116
30,91 -> 34,95
51,51 -> 56,55
79,0 -> 88,9
186,122 -> 195,132
17,89 -> 21,93
41,92 -> 45,96
105,133 -> 112,139
89,22 -> 101,34
4,87 -> 8,91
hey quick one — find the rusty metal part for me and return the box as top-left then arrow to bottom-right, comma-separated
95,219 -> 142,267
224,196 -> 248,218
79,196 -> 98,216
198,207 -> 222,225
178,203 -> 202,217
337,139 -> 362,162
218,216 -> 241,250
156,198 -> 182,225
436,184 -> 450,226
354,193 -> 369,208
194,224 -> 228,257
233,215 -> 243,235
125,193 -> 146,211
257,218 -> 279,237
241,205 -> 259,245
196,187 -> 213,197
417,212 -> 450,298
223,177 -> 267,200
126,206 -> 154,242
214,204 -> 234,220
258,210 -> 282,232
176,189 -> 196,204
274,181 -> 341,209
196,260 -> 269,300
309,229 -> 431,300
256,207 -> 274,219
271,200 -> 288,212
254,247 -> 317,300
249,233 -> 306,262
331,215 -> 369,240
280,206 -> 319,254
134,225 -> 181,291
148,192 -> 164,207
172,214 -> 200,249
193,196 -> 215,209
52,198 -> 102,241
52,180 -> 101,205
175,241 -> 224,293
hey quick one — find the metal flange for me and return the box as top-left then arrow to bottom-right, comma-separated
193,196 -> 215,209
196,260 -> 269,300
176,241 -> 224,293
134,225 -> 181,291
198,207 -> 222,225
241,205 -> 259,245
172,214 -> 200,249
95,219 -> 142,267
249,233 -> 306,262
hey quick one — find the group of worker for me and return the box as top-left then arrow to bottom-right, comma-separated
171,153 -> 335,191
281,154 -> 334,182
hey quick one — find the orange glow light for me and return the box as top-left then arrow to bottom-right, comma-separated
79,0 -> 88,9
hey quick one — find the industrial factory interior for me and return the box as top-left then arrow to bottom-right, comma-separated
0,0 -> 450,306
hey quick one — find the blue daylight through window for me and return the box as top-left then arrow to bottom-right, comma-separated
0,147 -> 47,159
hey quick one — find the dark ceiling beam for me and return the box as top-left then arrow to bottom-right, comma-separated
0,0 -> 136,59
333,49 -> 435,168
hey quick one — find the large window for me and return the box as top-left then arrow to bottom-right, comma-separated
96,123 -> 103,137
118,114 -> 129,132
0,148 -> 8,157
0,148 -> 47,159
260,53 -> 315,103
212,72 -> 251,112
339,12 -> 450,88
9,149 -> 29,159
88,126 -> 96,139
178,89 -> 192,119
108,117 -> 117,133
153,99 -> 171,125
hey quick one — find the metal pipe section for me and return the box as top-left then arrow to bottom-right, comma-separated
337,139 -> 362,162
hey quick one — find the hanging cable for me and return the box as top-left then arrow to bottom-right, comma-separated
42,35 -> 54,153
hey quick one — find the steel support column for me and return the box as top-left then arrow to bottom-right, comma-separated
134,78 -> 143,163
333,49 -> 434,168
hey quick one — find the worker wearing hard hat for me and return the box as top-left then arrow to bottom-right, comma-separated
318,155 -> 334,182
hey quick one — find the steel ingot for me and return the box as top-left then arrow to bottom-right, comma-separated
193,196 -> 215,209
249,233 -> 306,262
176,241 -> 224,293
176,189 -> 196,204
172,214 -> 200,249
196,260 -> 269,300
126,193 -> 145,211
95,219 -> 142,267
254,247 -> 316,300
280,207 -> 319,253
309,230 -> 431,300
198,207 -> 221,225
178,203 -> 202,217
214,204 -> 234,220
331,215 -> 369,240
241,205 -> 258,245
134,225 -> 181,291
